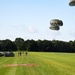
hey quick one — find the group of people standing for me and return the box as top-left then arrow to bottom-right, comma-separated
18,51 -> 28,56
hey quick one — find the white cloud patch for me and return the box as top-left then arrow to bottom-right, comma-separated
10,24 -> 39,34
70,30 -> 75,37
74,16 -> 75,22
50,30 -> 61,36
47,30 -> 61,40
74,16 -> 75,19
26,25 -> 38,33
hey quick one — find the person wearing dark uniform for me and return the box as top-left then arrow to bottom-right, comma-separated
19,52 -> 22,56
26,52 -> 28,56
18,51 -> 22,56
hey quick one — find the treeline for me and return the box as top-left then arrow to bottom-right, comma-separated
0,38 -> 75,52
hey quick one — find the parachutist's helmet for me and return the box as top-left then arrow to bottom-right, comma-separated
69,0 -> 75,6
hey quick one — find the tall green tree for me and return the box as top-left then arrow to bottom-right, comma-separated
0,39 -> 17,51
14,38 -> 24,51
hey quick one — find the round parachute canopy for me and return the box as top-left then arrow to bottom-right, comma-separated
49,25 -> 60,30
69,0 -> 75,6
50,19 -> 59,25
50,19 -> 63,26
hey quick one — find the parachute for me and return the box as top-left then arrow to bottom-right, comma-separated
49,19 -> 63,31
49,25 -> 60,30
69,0 -> 75,6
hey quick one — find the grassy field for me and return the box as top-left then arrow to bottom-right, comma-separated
0,52 -> 75,75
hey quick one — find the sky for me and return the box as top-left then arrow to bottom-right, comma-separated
0,0 -> 75,41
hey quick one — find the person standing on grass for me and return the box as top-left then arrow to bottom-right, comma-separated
20,51 -> 22,56
26,52 -> 28,56
18,51 -> 22,56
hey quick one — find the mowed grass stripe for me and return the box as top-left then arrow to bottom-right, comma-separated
0,55 -> 18,75
19,52 -> 60,75
0,52 -> 75,75
17,52 -> 75,75
15,53 -> 44,75
0,57 -> 14,68
28,52 -> 62,75
28,52 -> 75,75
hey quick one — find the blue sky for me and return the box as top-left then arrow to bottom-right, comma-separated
0,0 -> 75,41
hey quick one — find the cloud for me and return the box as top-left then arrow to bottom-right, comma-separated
50,30 -> 61,36
26,25 -> 38,33
10,24 -> 39,34
74,16 -> 75,19
70,30 -> 75,37
74,16 -> 75,21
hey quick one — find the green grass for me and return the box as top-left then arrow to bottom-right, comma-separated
0,52 -> 75,75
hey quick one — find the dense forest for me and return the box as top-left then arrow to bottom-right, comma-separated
0,38 -> 75,52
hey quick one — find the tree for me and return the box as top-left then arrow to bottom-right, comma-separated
0,39 -> 17,51
14,38 -> 24,51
